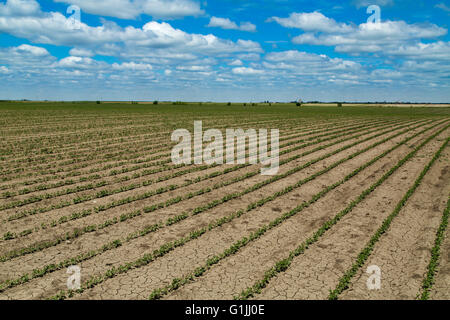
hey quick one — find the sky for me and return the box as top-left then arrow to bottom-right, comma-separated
0,0 -> 449,102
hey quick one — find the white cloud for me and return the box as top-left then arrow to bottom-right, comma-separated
176,65 -> 210,71
55,56 -> 102,69
232,67 -> 264,75
229,59 -> 243,66
435,3 -> 450,12
264,50 -> 362,75
15,44 -> 49,56
268,12 -> 353,33
0,66 -> 12,74
0,0 -> 41,16
0,4 -> 262,66
112,61 -> 153,70
69,48 -> 94,57
207,17 -> 256,32
385,41 -> 450,61
237,53 -> 260,61
284,13 -> 447,55
53,0 -> 204,19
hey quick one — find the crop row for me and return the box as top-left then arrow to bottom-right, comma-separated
0,116 -> 303,172
419,195 -> 450,300
41,120 -> 447,300
0,118 -> 403,253
0,118 -> 429,290
328,136 -> 449,300
235,123 -> 449,300
0,117 -> 375,184
0,119 -> 363,200
1,116 -> 299,160
1,118 -> 397,224
0,118 -> 343,186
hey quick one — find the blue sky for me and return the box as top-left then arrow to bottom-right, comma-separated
0,0 -> 449,102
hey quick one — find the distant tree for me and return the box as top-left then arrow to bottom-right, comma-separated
296,102 -> 302,107
243,103 -> 247,106
96,101 -> 101,104
337,102 -> 343,107
227,102 -> 231,106
153,100 -> 158,105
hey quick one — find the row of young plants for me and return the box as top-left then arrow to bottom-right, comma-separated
419,195 -> 450,300
0,123 -> 180,167
1,113 -> 291,158
328,136 -> 449,300
0,119 -> 359,201
1,113 -> 177,137
1,112 -> 278,144
1,117 -> 375,184
235,124 -> 449,300
0,118 -> 393,212
2,118 -> 395,223
1,119 -> 426,252
40,120 -> 444,300
1,116 -> 302,170
1,113 -> 242,153
0,141 -> 169,182
0,132 -> 173,175
0,121 -> 178,160
148,121 -> 450,301
0,117 -> 327,187
3,117 -> 385,191
0,119 -> 402,259
2,163 -> 239,239
18,119 -> 410,223
0,118 -> 424,285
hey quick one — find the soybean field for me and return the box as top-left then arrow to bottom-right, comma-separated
0,101 -> 449,300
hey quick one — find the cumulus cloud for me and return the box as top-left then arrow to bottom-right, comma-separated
0,2 -> 262,67
264,50 -> 362,75
15,44 -> 49,56
0,0 -> 41,16
435,3 -> 450,12
54,56 -> 104,69
69,48 -> 94,57
112,61 -> 153,70
53,0 -> 204,19
232,67 -> 264,75
385,41 -> 450,61
271,11 -> 447,57
207,17 -> 256,32
267,12 -> 352,33
0,66 -> 12,74
176,65 -> 211,71
229,59 -> 243,66
0,44 -> 54,68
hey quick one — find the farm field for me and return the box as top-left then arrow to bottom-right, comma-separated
0,101 -> 449,300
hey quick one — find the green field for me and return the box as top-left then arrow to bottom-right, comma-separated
0,101 -> 449,300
